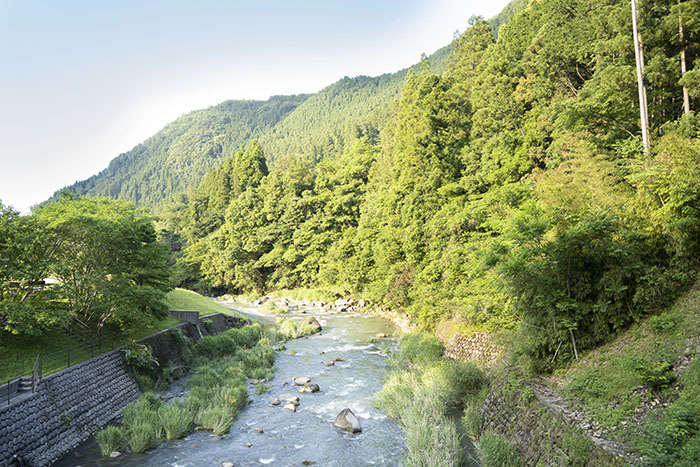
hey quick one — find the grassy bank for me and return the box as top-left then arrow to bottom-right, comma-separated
0,314 -> 180,383
165,288 -> 238,316
95,322 -> 281,455
542,283 -> 700,464
377,333 -> 488,466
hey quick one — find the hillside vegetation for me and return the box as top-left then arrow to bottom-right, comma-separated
160,0 -> 700,374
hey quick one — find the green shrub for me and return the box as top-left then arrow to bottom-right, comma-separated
477,430 -> 520,467
197,406 -> 235,435
255,382 -> 270,394
437,360 -> 488,407
648,311 -> 678,333
390,333 -> 443,370
376,370 -> 419,420
635,397 -> 700,465
134,373 -> 153,392
128,420 -> 161,453
211,385 -> 248,413
121,393 -> 162,431
635,359 -> 675,392
260,301 -> 288,314
402,386 -> 465,467
561,431 -> 591,467
462,405 -> 483,440
95,426 -> 127,456
188,366 -> 223,388
159,403 -> 193,440
123,344 -> 158,371
280,319 -> 316,339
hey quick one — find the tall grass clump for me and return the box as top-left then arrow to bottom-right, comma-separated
280,319 -> 316,339
98,323 -> 279,453
159,402 -> 193,440
388,333 -> 443,370
95,425 -> 127,456
377,332 -> 489,466
477,430 -> 521,467
197,406 -> 235,435
402,386 -> 466,467
128,420 -> 161,454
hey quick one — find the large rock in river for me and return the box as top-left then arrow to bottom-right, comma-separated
305,317 -> 322,333
333,408 -> 362,433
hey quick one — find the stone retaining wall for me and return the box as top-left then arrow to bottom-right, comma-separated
0,351 -> 139,467
0,312 -> 244,467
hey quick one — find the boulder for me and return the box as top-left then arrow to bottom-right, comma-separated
109,452 -> 121,458
333,408 -> 362,433
324,360 -> 335,367
305,317 -> 322,333
269,398 -> 281,406
253,427 -> 264,433
279,394 -> 300,404
222,462 -> 234,467
293,377 -> 310,385
283,403 -> 297,412
298,383 -> 320,393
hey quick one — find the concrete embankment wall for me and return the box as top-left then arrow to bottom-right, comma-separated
0,312 -> 243,467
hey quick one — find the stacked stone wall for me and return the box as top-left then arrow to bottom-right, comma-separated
0,312 -> 244,466
0,352 -> 139,467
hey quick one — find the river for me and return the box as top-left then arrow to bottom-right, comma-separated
56,303 -> 406,466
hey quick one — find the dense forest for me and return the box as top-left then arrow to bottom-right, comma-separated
152,0 -> 700,372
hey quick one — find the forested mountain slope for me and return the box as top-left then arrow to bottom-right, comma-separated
169,0 -> 700,373
60,0 -> 527,210
62,47 -> 451,210
66,95 -> 309,208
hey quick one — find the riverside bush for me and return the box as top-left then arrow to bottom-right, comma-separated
95,425 -> 127,456
378,332 -> 488,466
402,386 -> 465,467
279,319 -> 316,339
197,406 -> 235,435
477,430 -> 520,467
389,333 -> 443,370
99,324 -> 278,453
128,420 -> 161,453
462,405 -> 483,440
376,370 -> 420,420
159,402 -> 193,440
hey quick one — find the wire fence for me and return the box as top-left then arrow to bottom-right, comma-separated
1,331 -> 120,407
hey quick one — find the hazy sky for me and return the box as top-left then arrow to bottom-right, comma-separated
0,0 -> 509,212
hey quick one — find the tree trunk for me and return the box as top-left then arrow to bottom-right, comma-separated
631,0 -> 650,153
679,0 -> 691,115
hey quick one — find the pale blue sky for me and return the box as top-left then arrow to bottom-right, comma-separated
0,0 -> 509,212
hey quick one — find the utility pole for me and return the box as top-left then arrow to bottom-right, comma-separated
679,0 -> 690,115
631,0 -> 650,153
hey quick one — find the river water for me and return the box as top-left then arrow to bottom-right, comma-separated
57,303 -> 406,466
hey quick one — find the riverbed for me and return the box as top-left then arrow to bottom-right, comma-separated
57,303 -> 406,466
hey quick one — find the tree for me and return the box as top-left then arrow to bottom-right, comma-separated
35,195 -> 172,334
0,201 -> 66,335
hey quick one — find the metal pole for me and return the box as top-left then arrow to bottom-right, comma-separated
631,0 -> 650,153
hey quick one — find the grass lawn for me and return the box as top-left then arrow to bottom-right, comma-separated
165,288 -> 237,316
0,330 -> 76,382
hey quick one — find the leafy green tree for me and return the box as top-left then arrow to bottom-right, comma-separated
0,202 -> 66,335
35,195 -> 172,334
